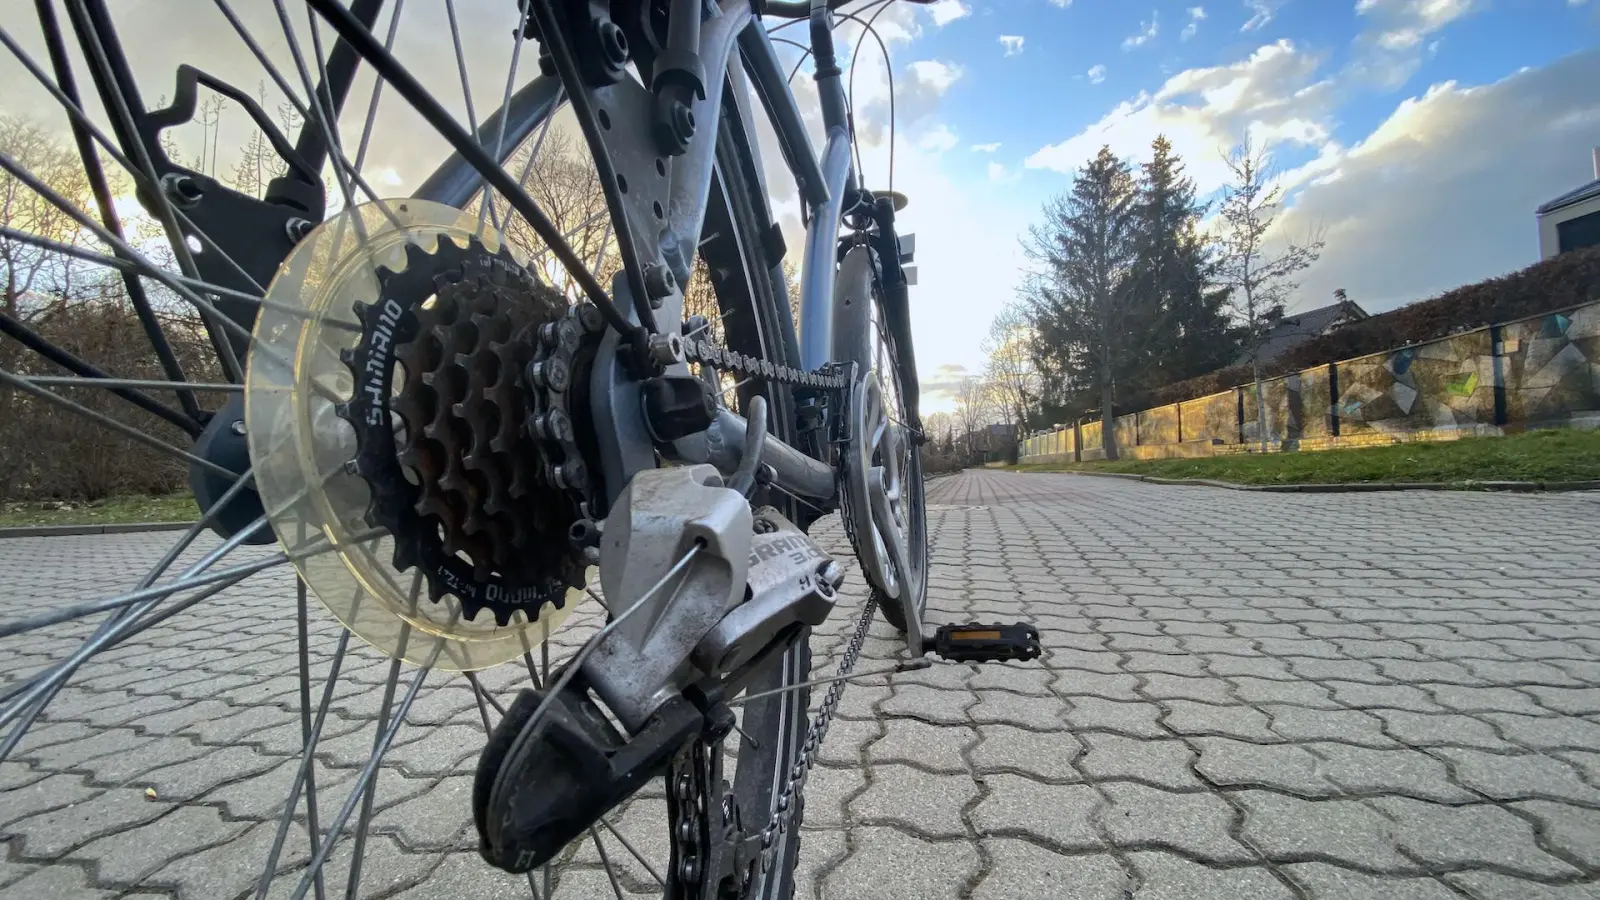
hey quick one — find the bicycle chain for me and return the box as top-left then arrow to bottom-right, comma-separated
666,336 -> 869,896
757,593 -> 879,871
681,336 -> 852,391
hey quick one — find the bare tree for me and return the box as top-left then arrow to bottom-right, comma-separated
1216,138 -> 1323,450
981,302 -> 1037,430
953,375 -> 995,461
0,116 -> 95,325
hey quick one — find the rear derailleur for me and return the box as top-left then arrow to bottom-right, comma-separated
474,465 -> 838,885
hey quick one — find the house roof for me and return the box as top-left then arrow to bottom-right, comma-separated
1234,300 -> 1369,368
1537,178 -> 1600,216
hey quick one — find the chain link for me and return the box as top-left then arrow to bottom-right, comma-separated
682,337 -> 852,391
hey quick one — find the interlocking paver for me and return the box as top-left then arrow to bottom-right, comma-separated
1159,698 -> 1276,741
1191,737 -> 1334,795
970,775 -> 1103,849
1098,782 -> 1254,863
972,839 -> 1128,899
865,718 -> 974,773
1283,862 -> 1460,899
848,763 -> 974,838
822,827 -> 978,900
1305,742 -> 1477,802
6,471 -> 1600,898
1235,791 -> 1414,871
1371,796 -> 1581,878
1128,851 -> 1293,899
1443,872 -> 1600,900
1076,734 -> 1201,790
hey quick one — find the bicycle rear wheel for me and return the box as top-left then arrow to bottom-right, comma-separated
0,3 -> 816,898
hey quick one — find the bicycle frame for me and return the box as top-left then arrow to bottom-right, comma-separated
54,0 -> 866,510
408,1 -> 857,507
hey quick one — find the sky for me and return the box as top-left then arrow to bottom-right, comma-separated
3,0 -> 1600,414
803,0 -> 1600,408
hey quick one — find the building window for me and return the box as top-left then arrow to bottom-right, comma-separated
1557,209 -> 1600,254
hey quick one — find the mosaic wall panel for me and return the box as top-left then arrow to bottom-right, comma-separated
1501,306 -> 1600,428
1138,404 -> 1180,446
1334,329 -> 1495,437
1114,414 -> 1139,451
1180,390 -> 1237,444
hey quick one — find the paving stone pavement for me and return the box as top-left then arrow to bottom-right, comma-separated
4,470 -> 1600,898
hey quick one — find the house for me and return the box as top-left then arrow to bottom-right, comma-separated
1233,295 -> 1369,368
1537,149 -> 1600,260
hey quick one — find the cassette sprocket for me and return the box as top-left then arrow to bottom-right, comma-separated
338,233 -> 599,625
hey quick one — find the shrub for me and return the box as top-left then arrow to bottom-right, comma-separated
1118,245 -> 1600,412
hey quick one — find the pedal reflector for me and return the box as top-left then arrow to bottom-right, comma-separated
931,623 -> 1042,664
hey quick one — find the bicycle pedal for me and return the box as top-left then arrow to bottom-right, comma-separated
929,623 -> 1042,664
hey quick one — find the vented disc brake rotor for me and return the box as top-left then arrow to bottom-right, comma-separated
244,199 -> 591,671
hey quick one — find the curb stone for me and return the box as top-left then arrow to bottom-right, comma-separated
0,521 -> 199,539
1055,470 -> 1600,494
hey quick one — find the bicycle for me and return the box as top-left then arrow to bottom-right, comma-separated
0,1 -> 1039,897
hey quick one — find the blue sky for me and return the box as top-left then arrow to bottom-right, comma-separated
2,0 -> 1597,412
772,0 -> 1600,405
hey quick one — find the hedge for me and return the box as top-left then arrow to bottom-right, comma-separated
1119,245 -> 1600,413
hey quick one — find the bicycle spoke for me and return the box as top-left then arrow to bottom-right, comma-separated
0,310 -> 200,435
0,368 -> 234,480
257,625 -> 352,900
598,816 -> 666,887
9,10 -> 202,417
20,375 -> 241,393
210,0 -> 400,231
304,0 -> 636,340
346,639 -> 409,897
3,15 -> 275,303
465,671 -> 508,717
288,651 -> 433,900
443,0 -> 501,236
293,580 -> 331,900
482,0 -> 536,234
61,1 -> 243,380
0,551 -> 284,642
0,565 -> 266,762
0,149 -> 259,352
349,0 -> 406,174
589,827 -> 628,900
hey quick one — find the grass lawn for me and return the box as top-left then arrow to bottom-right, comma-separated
0,493 -> 198,528
1010,428 -> 1600,486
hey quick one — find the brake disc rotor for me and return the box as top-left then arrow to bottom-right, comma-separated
244,199 -> 588,671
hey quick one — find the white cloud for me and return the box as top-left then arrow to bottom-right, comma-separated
1048,0 -> 1074,7
917,123 -> 960,153
1182,6 -> 1207,40
926,0 -> 971,27
1087,64 -> 1108,84
1277,50 -> 1600,314
906,60 -> 965,96
1351,0 -> 1484,88
1241,0 -> 1284,32
999,35 -> 1026,57
987,162 -> 1021,183
971,142 -> 1003,152
1025,39 -> 1335,193
1122,12 -> 1160,49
